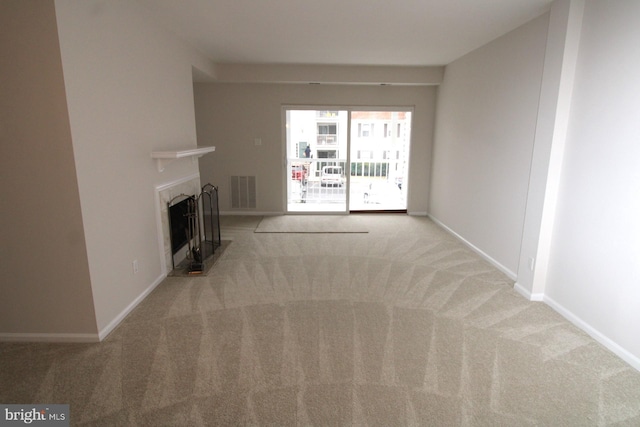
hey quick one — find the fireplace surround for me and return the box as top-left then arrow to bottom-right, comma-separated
167,184 -> 220,273
155,174 -> 221,275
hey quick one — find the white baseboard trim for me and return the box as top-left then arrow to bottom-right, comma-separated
408,211 -> 428,216
544,294 -> 640,372
97,272 -> 166,341
1,272 -> 171,344
0,332 -> 100,343
427,214 -> 517,281
513,282 -> 545,301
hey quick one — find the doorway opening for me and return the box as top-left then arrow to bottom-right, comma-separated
285,108 -> 412,213
349,110 -> 411,212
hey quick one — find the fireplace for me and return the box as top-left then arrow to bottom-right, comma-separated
156,174 -> 222,275
167,184 -> 221,273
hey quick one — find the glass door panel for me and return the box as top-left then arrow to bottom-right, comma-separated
349,111 -> 411,211
286,109 -> 348,212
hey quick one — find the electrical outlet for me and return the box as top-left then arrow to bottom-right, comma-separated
133,260 -> 139,274
528,257 -> 535,271
254,138 -> 262,146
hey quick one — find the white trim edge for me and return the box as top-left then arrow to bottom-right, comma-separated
98,272 -> 166,341
427,214 -> 517,281
155,172 -> 200,192
0,272 -> 168,343
544,294 -> 640,372
513,282 -> 545,301
0,332 -> 99,343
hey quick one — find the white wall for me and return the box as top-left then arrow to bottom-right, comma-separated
0,0 -> 97,339
544,0 -> 640,367
194,83 -> 437,215
430,0 -> 640,369
515,0 -> 585,300
54,0 -> 215,334
429,13 -> 550,277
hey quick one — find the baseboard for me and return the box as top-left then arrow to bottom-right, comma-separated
1,271 -> 178,344
544,294 -> 640,372
408,211 -> 428,216
0,332 -> 100,343
97,272 -> 166,341
513,282 -> 545,301
428,214 -> 640,372
427,214 -> 517,281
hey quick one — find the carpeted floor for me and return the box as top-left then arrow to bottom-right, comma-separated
1,214 -> 639,426
254,215 -> 369,233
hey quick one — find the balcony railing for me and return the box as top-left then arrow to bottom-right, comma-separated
290,159 -> 403,179
287,159 -> 406,210
317,135 -> 337,145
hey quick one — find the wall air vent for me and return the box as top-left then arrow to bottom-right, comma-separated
230,176 -> 257,209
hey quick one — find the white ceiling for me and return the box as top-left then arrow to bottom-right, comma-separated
137,0 -> 553,66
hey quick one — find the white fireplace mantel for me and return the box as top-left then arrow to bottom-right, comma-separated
151,146 -> 215,172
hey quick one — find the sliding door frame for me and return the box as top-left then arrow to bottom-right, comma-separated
282,105 -> 414,214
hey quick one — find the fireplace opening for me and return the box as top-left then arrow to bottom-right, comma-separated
169,196 -> 193,255
167,184 -> 221,274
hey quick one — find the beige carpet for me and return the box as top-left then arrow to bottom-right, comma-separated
254,215 -> 368,233
1,214 -> 639,426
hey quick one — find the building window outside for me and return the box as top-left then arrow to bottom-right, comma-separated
317,150 -> 337,159
317,123 -> 337,145
384,123 -> 394,138
359,150 -> 373,160
359,123 -> 374,138
317,110 -> 339,118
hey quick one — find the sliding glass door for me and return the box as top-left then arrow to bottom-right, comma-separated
286,109 -> 349,212
349,111 -> 411,211
285,108 -> 411,213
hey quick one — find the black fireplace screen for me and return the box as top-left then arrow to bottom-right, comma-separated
167,184 -> 220,271
200,183 -> 221,258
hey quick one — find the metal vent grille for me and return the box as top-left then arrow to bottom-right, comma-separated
230,176 -> 257,209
